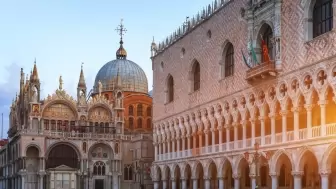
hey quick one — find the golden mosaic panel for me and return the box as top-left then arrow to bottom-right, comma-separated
42,103 -> 76,120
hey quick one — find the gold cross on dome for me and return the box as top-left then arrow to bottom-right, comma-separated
115,19 -> 127,40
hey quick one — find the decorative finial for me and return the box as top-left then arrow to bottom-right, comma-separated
59,75 -> 63,90
81,62 -> 84,70
34,57 -> 36,64
115,19 -> 128,59
115,19 -> 127,44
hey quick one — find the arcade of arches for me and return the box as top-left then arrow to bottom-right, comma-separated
22,142 -> 121,189
151,144 -> 336,189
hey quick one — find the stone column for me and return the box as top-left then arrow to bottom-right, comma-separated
172,140 -> 175,158
192,177 -> 198,189
226,126 -> 230,150
204,176 -> 210,189
193,133 -> 197,149
242,121 -> 247,148
113,174 -> 119,189
171,178 -> 176,189
218,126 -> 223,151
234,124 -> 238,149
181,178 -> 187,189
163,141 -> 166,154
292,107 -> 300,140
320,171 -> 330,189
270,172 -> 278,189
177,138 -> 180,158
182,137 -> 186,151
153,181 -> 159,189
259,117 -> 265,145
198,131 -> 203,148
163,179 -> 168,189
269,114 -> 276,144
292,171 -> 303,189
211,128 -> 215,152
280,110 -> 287,142
154,144 -> 158,161
250,175 -> 256,189
218,176 -> 224,189
21,174 -> 25,189
233,174 -> 240,189
305,105 -> 313,138
319,101 -> 327,136
250,119 -> 256,145
205,130 -> 209,148
187,135 -> 191,150
168,140 -> 171,157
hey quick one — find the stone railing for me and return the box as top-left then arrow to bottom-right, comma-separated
156,123 -> 336,161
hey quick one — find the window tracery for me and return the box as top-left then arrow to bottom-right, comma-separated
93,161 -> 106,176
124,164 -> 133,180
313,0 -> 333,38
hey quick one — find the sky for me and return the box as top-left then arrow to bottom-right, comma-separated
0,0 -> 214,137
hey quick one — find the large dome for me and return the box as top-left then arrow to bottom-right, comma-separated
94,59 -> 148,94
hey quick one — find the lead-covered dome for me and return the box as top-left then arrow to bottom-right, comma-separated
94,59 -> 148,94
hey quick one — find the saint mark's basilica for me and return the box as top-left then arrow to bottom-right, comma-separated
0,21 -> 154,189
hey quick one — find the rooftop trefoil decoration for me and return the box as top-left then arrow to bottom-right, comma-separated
153,0 -> 231,55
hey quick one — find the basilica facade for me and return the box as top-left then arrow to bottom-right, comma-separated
0,23 -> 154,189
150,0 -> 336,189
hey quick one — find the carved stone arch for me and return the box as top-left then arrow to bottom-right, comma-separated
182,162 -> 192,179
269,149 -> 294,173
88,104 -> 113,122
25,143 -> 41,157
151,164 -> 162,181
218,156 -> 233,176
191,160 -> 202,177
45,141 -> 81,159
295,146 -> 319,172
233,154 -> 250,175
254,21 -> 275,43
88,142 -> 114,159
42,99 -> 78,120
203,158 -> 217,177
220,40 -> 235,78
189,59 -> 201,79
320,143 -> 336,171
289,76 -> 301,96
162,164 -> 171,180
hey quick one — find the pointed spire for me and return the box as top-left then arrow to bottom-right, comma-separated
78,62 -> 86,88
31,58 -> 39,81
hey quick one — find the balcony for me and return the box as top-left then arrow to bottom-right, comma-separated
245,61 -> 277,82
156,123 -> 336,161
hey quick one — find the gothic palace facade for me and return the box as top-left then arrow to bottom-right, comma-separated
150,0 -> 336,189
0,24 -> 154,189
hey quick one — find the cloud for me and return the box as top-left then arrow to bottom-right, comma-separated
0,63 -> 22,138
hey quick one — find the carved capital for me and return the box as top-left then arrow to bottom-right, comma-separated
319,169 -> 331,177
232,173 -> 241,179
269,172 -> 278,177
291,171 -> 303,177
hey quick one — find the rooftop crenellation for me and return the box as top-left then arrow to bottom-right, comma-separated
152,0 -> 232,56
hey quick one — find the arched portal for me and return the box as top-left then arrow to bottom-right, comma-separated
88,143 -> 114,189
208,161 -> 217,189
195,163 -> 204,189
237,158 -> 250,189
46,143 -> 79,189
26,146 -> 40,189
221,160 -> 233,189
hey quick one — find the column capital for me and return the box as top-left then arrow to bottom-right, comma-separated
291,171 -> 303,177
217,176 -> 224,180
279,110 -> 288,116
319,169 -> 331,177
232,173 -> 241,179
249,174 -> 257,179
318,100 -> 328,106
203,176 -> 211,180
170,177 -> 176,181
224,124 -> 231,129
269,172 -> 278,177
304,104 -> 314,111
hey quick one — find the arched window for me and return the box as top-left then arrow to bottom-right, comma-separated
146,107 -> 151,117
115,143 -> 119,154
224,43 -> 234,77
124,164 -> 133,180
313,0 -> 333,38
137,118 -> 142,128
93,161 -> 106,176
128,118 -> 134,129
167,75 -> 174,102
128,105 -> 134,116
262,25 -> 273,62
137,104 -> 143,116
193,61 -> 201,91
147,119 -> 151,128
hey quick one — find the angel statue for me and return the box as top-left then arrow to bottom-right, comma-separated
98,80 -> 103,96
59,75 -> 63,90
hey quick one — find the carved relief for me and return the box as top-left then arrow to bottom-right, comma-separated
88,107 -> 111,122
